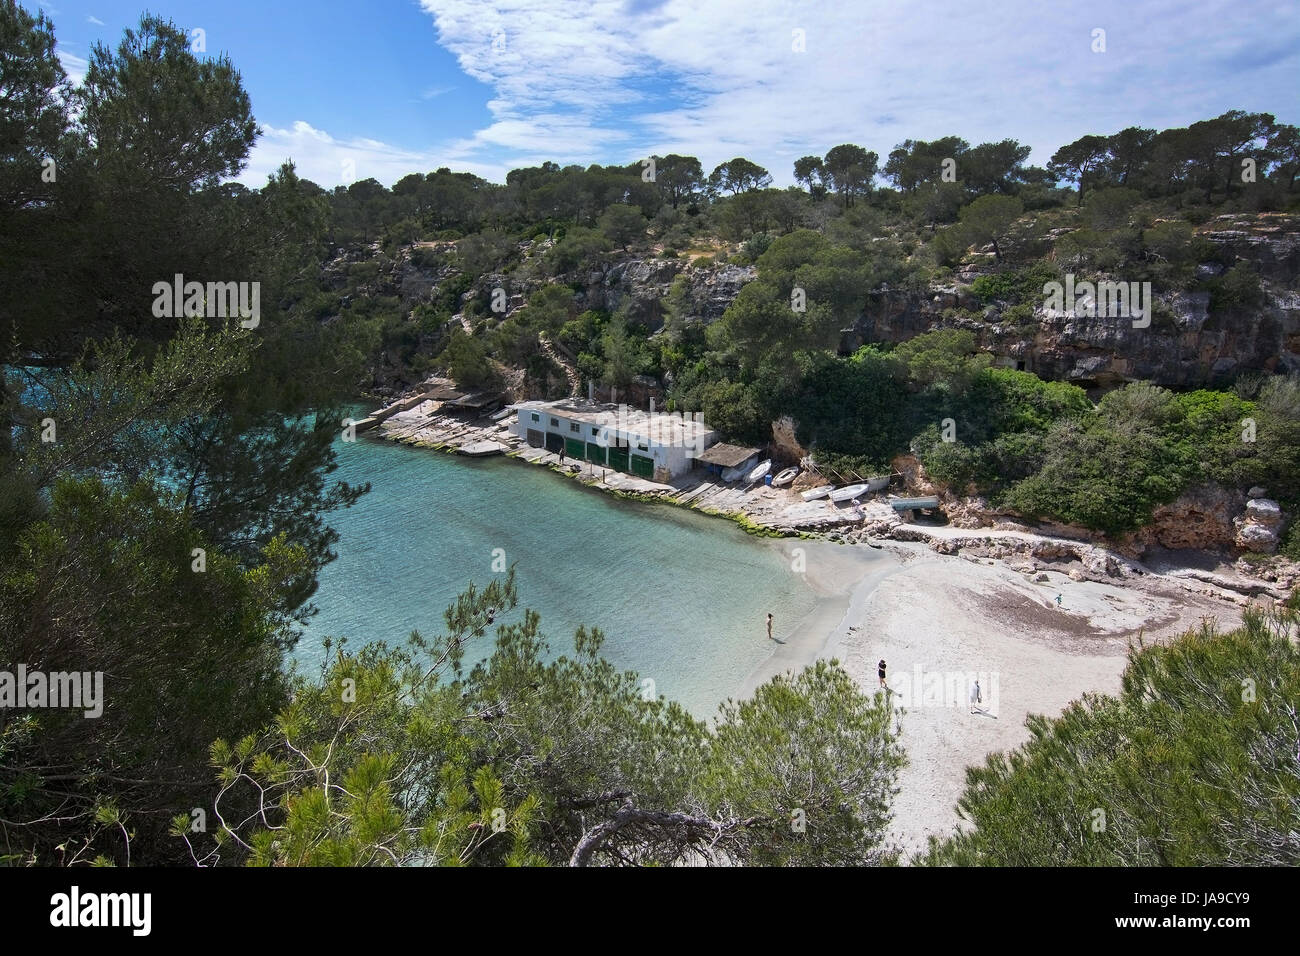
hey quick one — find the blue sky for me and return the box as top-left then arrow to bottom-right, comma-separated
41,0 -> 1300,189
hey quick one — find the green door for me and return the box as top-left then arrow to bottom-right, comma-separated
565,437 -> 585,459
607,447 -> 629,473
585,442 -> 606,465
545,432 -> 564,455
630,454 -> 654,479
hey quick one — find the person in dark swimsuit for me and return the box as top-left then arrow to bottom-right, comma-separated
878,659 -> 887,688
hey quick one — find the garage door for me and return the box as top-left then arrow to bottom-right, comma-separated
526,429 -> 544,448
545,432 -> 564,455
630,454 -> 655,479
585,442 -> 607,464
565,437 -> 585,459
607,447 -> 629,473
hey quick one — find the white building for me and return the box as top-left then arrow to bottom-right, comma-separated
510,400 -> 718,482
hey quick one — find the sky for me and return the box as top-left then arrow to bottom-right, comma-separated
40,0 -> 1300,190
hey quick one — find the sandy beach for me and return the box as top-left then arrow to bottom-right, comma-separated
743,539 -> 1246,859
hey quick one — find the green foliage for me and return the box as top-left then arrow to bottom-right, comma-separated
705,660 -> 904,865
1002,384 -> 1195,533
926,611 -> 1300,865
203,576 -> 904,866
442,328 -> 500,389
597,203 -> 648,251
781,348 -> 908,467
0,477 -> 299,865
1206,261 -> 1265,311
547,225 -> 614,275
893,329 -> 991,392
958,194 -> 1024,261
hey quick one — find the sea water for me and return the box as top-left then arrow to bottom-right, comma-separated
297,433 -> 840,717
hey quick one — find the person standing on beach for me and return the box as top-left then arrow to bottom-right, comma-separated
878,659 -> 887,688
766,613 -> 773,640
970,679 -> 982,714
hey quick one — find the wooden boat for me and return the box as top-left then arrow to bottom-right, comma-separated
830,482 -> 870,502
745,459 -> 772,484
800,485 -> 833,501
772,466 -> 799,487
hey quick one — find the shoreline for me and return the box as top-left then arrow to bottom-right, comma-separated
360,400 -> 1267,856
368,401 -> 1291,611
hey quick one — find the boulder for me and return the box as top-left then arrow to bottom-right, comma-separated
1245,498 -> 1282,525
1235,521 -> 1280,554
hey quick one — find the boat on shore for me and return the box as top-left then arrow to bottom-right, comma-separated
865,474 -> 891,492
830,482 -> 870,502
745,459 -> 772,484
800,484 -> 833,501
772,466 -> 799,487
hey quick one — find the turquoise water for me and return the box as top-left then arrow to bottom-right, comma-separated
297,433 -> 836,717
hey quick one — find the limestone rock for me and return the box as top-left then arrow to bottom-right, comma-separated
1245,498 -> 1282,525
1235,521 -> 1280,554
1138,484 -> 1243,551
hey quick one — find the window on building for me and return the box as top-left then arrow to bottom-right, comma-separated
591,427 -> 599,436
637,442 -> 648,451
550,417 -> 558,427
531,413 -> 539,422
570,423 -> 579,433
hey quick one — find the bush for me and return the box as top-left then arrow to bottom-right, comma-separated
925,612 -> 1300,865
742,232 -> 774,261
1207,262 -> 1265,312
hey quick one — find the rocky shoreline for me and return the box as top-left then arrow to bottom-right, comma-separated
365,393 -> 1296,614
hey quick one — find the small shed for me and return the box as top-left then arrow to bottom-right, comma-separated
891,496 -> 942,520
695,442 -> 762,479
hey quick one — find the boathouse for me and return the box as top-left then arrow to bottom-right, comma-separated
510,400 -> 718,482
694,442 -> 763,481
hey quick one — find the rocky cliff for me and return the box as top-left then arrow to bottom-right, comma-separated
846,214 -> 1300,392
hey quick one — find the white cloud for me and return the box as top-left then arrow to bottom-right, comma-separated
241,120 -> 509,189
240,0 -> 1300,191
413,0 -> 1300,184
56,47 -> 87,87
87,15 -> 105,26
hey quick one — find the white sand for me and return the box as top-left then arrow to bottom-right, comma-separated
745,541 -> 1246,859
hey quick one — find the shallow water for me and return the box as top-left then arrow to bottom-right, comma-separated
297,432 -> 867,717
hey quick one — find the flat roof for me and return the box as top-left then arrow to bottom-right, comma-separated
517,400 -> 715,446
695,442 -> 761,467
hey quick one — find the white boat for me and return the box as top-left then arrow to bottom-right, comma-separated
830,482 -> 870,502
801,485 -> 833,501
772,466 -> 799,487
745,459 -> 772,484
865,474 -> 891,492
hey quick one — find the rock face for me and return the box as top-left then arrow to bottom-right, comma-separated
1134,484 -> 1245,552
844,216 -> 1300,391
770,415 -> 807,464
582,258 -> 684,328
577,259 -> 757,330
